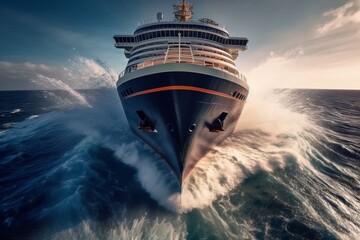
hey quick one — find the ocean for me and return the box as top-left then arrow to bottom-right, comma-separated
0,88 -> 359,240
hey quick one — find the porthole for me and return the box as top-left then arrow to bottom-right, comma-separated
189,124 -> 196,132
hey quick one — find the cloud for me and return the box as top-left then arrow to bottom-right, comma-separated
0,57 -> 117,90
246,49 -> 360,90
316,0 -> 360,35
241,0 -> 360,90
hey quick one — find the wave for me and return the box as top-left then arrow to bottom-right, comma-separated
27,115 -> 39,120
34,74 -> 91,107
1,86 -> 359,239
10,108 -> 22,114
104,89 -> 315,213
51,216 -> 186,240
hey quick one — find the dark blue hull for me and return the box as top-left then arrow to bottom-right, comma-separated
117,65 -> 248,185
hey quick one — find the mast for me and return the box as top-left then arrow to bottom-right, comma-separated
173,0 -> 193,22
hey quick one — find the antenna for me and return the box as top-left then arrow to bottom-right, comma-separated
173,1 -> 193,22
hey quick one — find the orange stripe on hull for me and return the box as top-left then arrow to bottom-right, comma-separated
124,85 -> 237,100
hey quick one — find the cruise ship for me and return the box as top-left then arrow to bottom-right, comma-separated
114,1 -> 249,187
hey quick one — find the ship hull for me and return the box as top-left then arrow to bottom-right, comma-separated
117,63 -> 248,185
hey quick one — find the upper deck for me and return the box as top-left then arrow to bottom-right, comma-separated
114,20 -> 248,51
134,19 -> 229,37
113,1 -> 248,80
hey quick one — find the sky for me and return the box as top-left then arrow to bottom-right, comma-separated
0,0 -> 359,90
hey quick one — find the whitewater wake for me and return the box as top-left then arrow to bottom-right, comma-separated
115,89 -> 315,213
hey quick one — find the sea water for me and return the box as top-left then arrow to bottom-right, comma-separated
0,80 -> 359,239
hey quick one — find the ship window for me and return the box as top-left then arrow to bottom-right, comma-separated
236,92 -> 241,99
189,124 -> 196,132
232,91 -> 237,97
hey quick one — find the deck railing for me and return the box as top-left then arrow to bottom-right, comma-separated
119,57 -> 247,82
